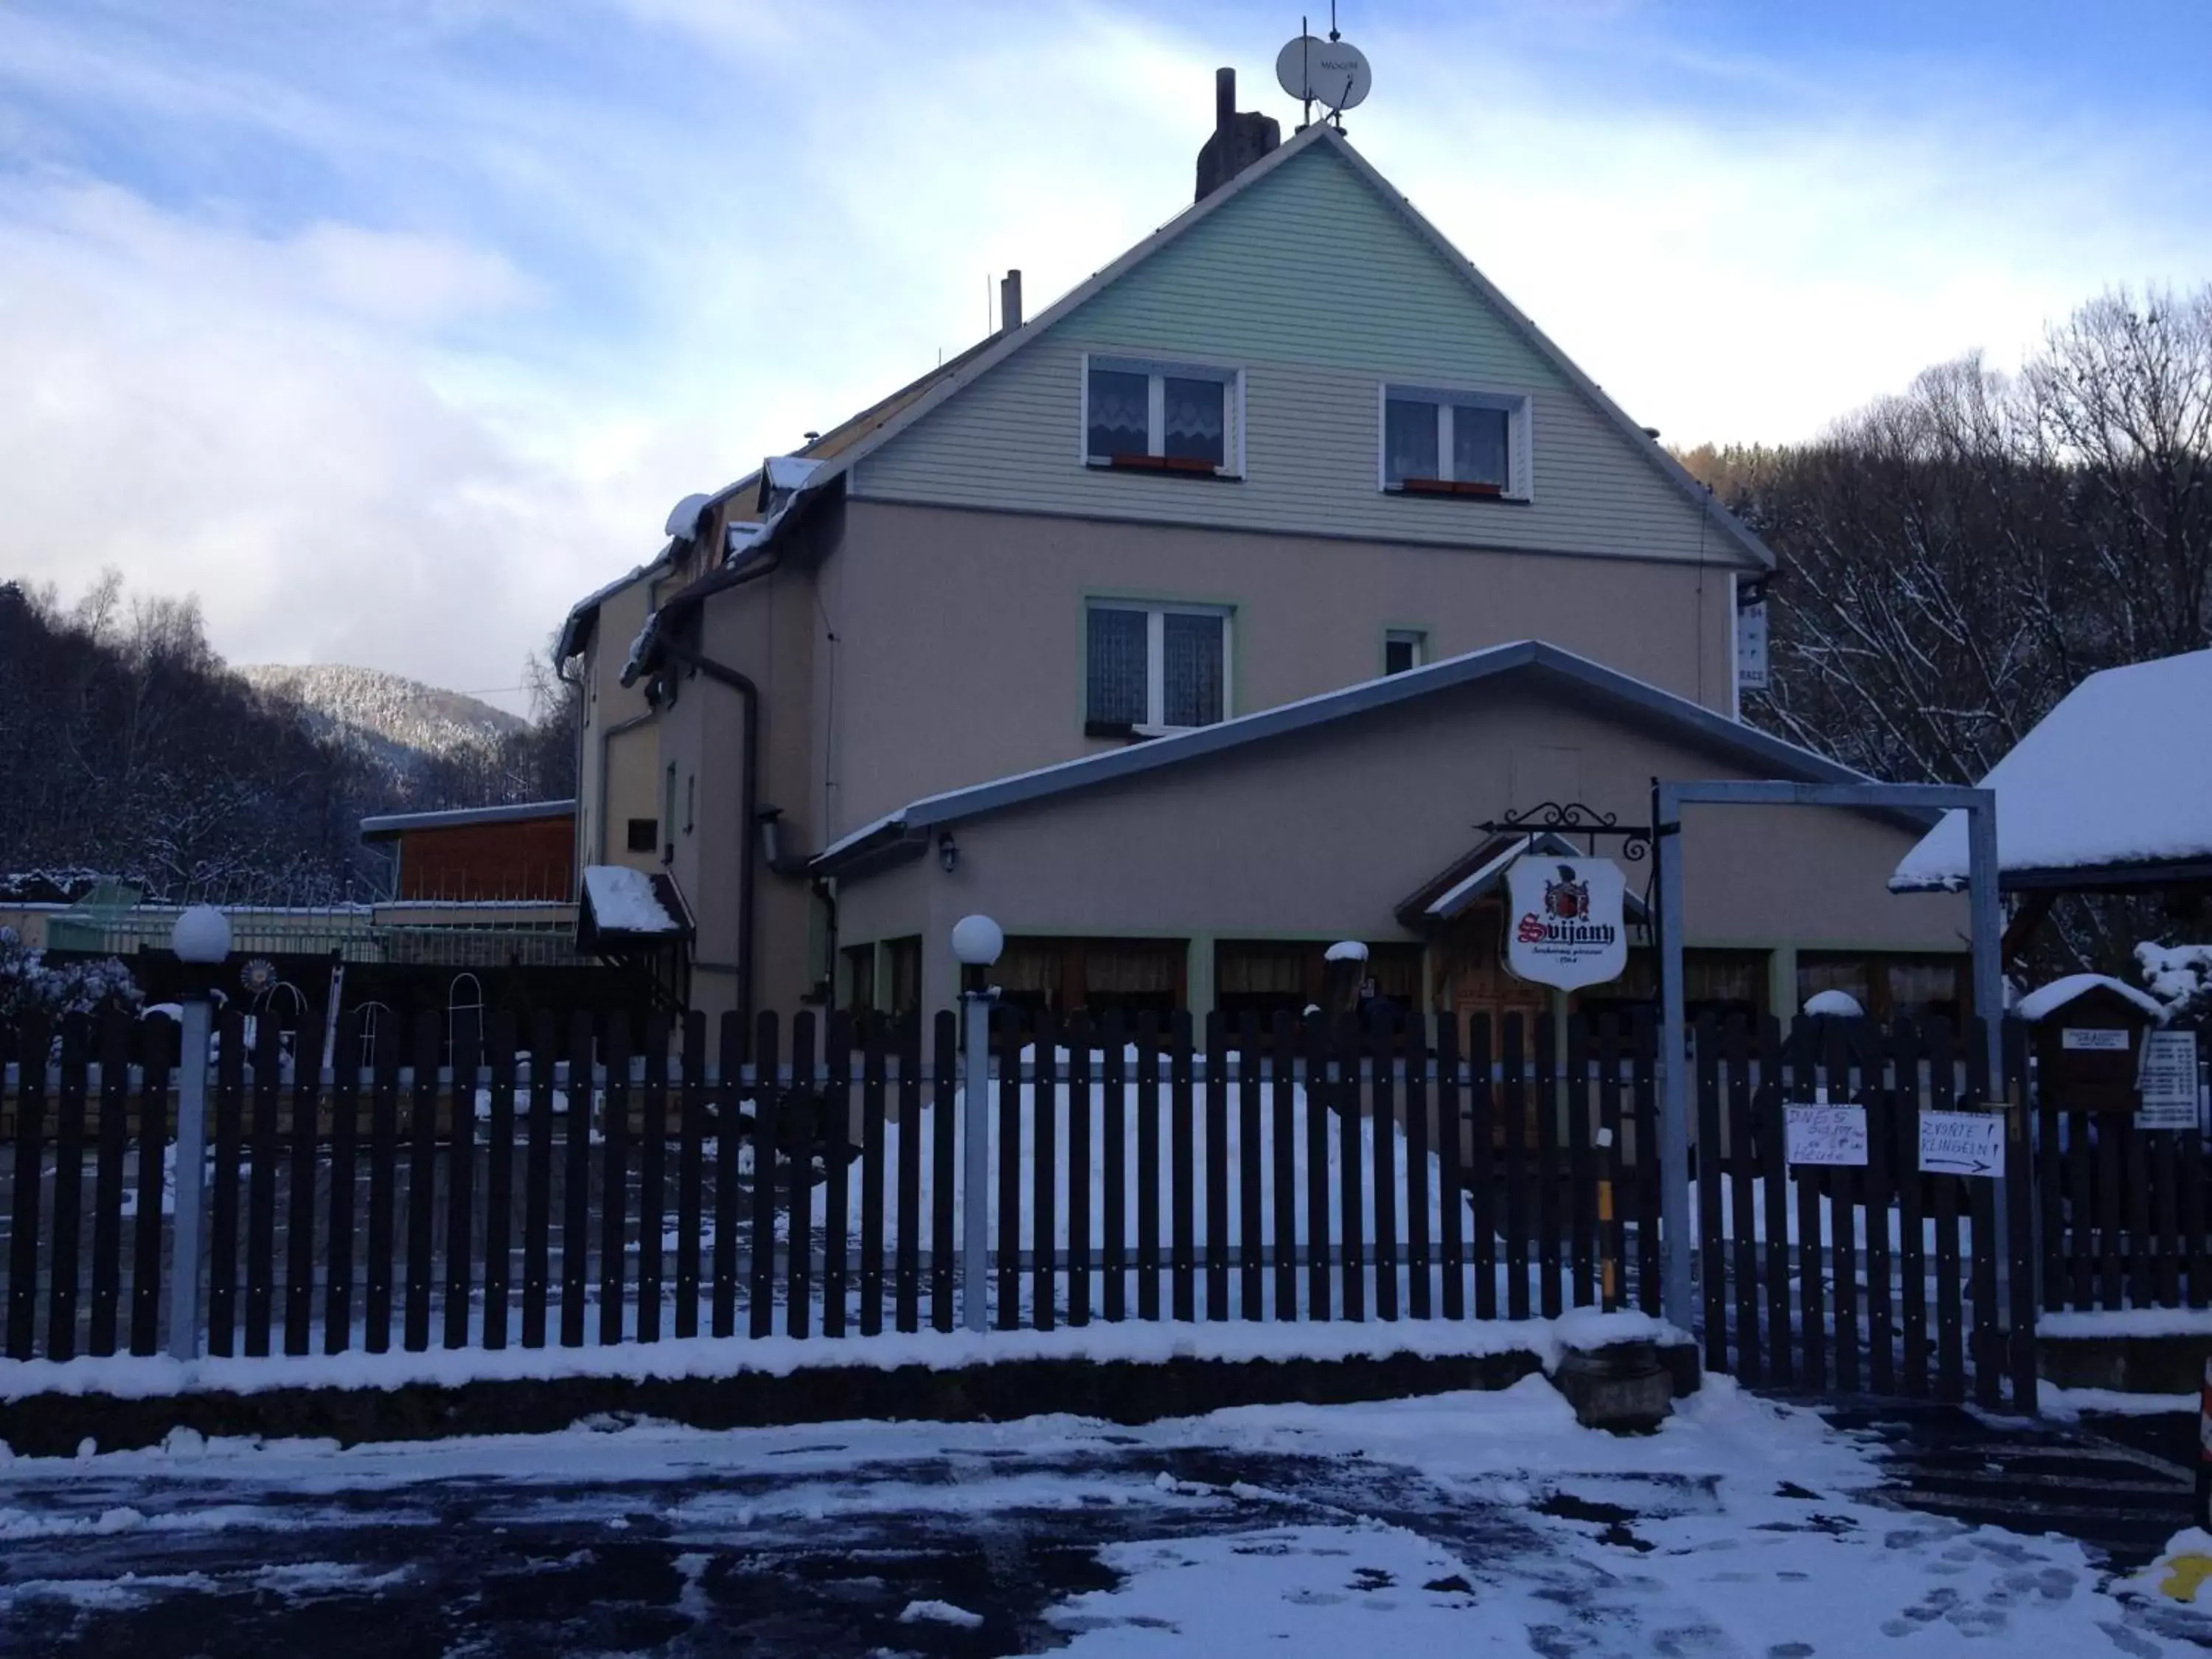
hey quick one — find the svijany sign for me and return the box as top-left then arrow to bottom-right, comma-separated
1504,855 -> 1627,991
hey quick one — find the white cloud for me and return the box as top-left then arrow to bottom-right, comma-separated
1,0 -> 2208,707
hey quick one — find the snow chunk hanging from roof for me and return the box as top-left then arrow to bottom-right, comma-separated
664,492 -> 713,540
2014,973 -> 2164,1023
1893,647 -> 2212,891
581,865 -> 679,934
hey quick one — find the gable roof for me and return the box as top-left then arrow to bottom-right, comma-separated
742,123 -> 1771,571
1892,647 -> 2212,892
608,120 -> 1775,675
815,639 -> 1910,877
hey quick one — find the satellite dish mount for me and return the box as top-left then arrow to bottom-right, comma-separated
1277,4 -> 1372,131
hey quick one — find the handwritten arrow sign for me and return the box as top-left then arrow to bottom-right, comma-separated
1919,1110 -> 2004,1178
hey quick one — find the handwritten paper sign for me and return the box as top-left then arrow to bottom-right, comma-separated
2137,1030 -> 2202,1132
1919,1110 -> 2004,1177
2061,1028 -> 2130,1052
1785,1103 -> 1868,1166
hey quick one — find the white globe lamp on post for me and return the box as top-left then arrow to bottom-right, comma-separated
952,914 -> 1003,1333
167,905 -> 232,1361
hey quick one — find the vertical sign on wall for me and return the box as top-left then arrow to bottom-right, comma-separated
1736,577 -> 1770,693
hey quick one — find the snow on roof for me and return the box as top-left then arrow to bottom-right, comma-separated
1893,648 -> 2212,891
765,455 -> 821,492
664,492 -> 713,540
2014,973 -> 2164,1023
581,865 -> 679,934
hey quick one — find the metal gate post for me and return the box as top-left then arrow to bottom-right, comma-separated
1654,782 -> 1696,1330
169,995 -> 211,1362
951,915 -> 1004,1335
1965,797 -> 2013,1324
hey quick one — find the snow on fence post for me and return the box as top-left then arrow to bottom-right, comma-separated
168,905 -> 232,1362
953,916 -> 1004,1335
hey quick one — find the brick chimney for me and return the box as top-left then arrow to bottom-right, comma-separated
1194,67 -> 1281,203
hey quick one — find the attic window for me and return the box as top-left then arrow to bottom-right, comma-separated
1380,385 -> 1532,499
1084,355 -> 1243,478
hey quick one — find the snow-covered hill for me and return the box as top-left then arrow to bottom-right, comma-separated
238,664 -> 524,785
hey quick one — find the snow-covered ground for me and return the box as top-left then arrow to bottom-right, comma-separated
2,1377 -> 2206,1654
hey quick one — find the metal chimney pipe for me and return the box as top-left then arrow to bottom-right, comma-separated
1216,66 -> 1235,137
998,269 -> 1022,333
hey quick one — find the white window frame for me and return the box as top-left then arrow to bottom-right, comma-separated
1080,353 -> 1245,478
1383,628 -> 1427,675
1377,383 -> 1534,500
1084,599 -> 1234,734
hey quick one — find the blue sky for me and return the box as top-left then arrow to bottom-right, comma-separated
3,0 -> 2208,705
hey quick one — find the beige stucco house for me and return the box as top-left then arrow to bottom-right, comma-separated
557,83 -> 1968,1030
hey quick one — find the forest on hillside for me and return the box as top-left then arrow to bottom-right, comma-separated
0,574 -> 577,903
1682,285 -> 2212,972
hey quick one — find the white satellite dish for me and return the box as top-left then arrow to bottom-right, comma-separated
1275,33 -> 1372,112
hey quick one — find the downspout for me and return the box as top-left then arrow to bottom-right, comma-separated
655,637 -> 760,1032
628,509 -> 795,1030
554,653 -> 590,875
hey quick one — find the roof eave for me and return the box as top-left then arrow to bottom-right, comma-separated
829,640 -> 1916,883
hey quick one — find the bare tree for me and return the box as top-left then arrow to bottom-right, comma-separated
1691,285 -> 2212,975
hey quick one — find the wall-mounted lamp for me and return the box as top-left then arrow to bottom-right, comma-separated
757,807 -> 785,871
938,831 -> 959,874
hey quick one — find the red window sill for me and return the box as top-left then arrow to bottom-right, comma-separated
1394,477 -> 1512,498
1088,455 -> 1240,481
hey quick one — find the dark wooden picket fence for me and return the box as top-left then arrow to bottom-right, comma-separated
2,1005 -> 1672,1364
1686,1014 -> 2039,1411
2039,1082 -> 2212,1315
11,1004 -> 2188,1419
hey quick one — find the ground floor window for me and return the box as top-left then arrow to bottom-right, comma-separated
885,936 -> 922,1020
1572,947 -> 1767,1026
1798,952 -> 1966,1023
996,936 -> 1186,1023
1214,939 -> 1423,1026
841,943 -> 874,1014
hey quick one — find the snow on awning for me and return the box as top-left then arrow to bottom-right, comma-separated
578,865 -> 691,950
1893,647 -> 2212,891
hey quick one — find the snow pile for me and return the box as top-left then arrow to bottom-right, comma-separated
2139,943 -> 2212,1024
898,1599 -> 984,1628
2016,973 -> 2164,1023
1893,647 -> 2212,890
1801,989 -> 1863,1018
1323,941 -> 1369,963
581,866 -> 678,934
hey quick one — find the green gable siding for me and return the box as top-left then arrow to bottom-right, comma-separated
853,142 -> 1753,568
